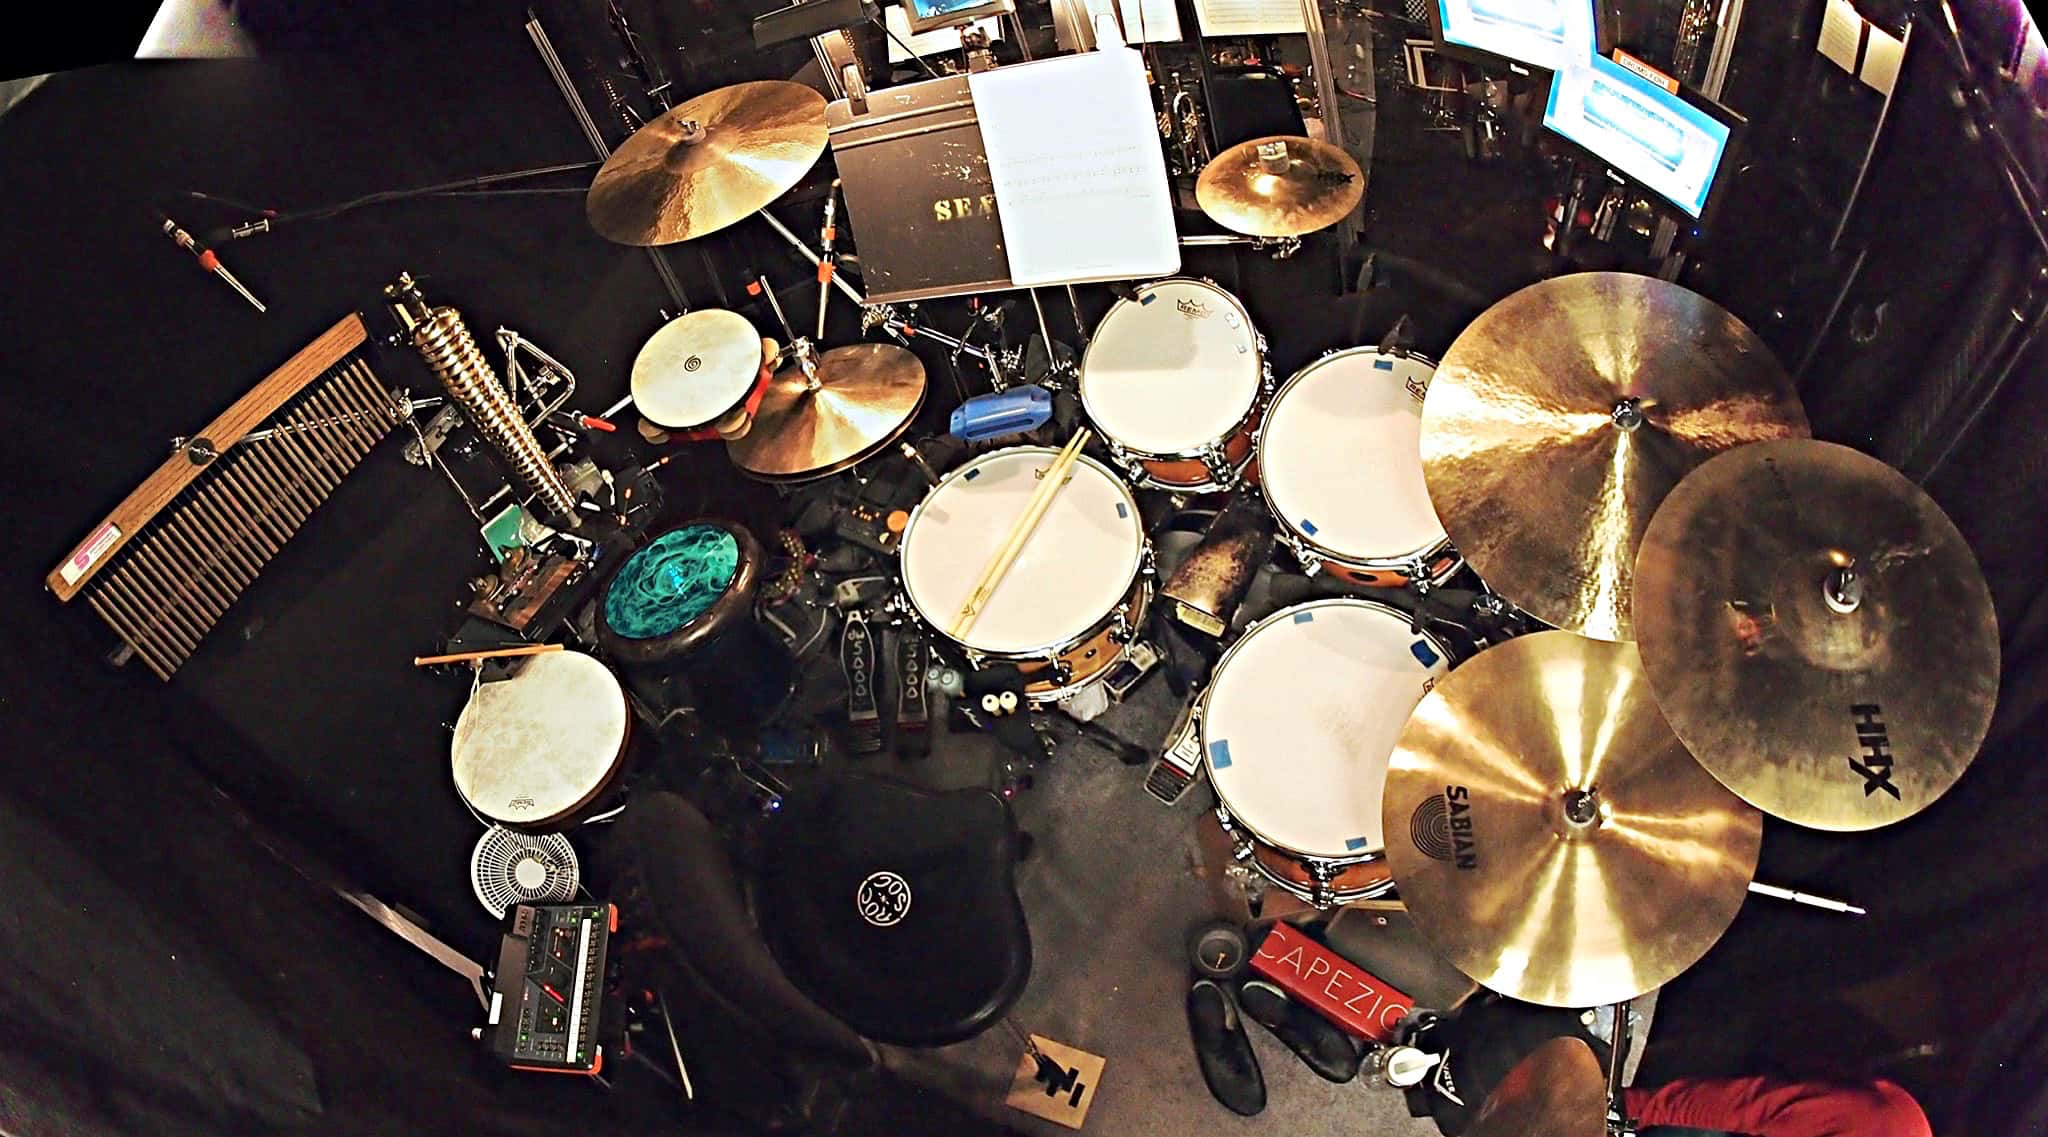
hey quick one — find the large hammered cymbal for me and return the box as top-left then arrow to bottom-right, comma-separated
1421,273 -> 1809,641
1633,439 -> 1999,831
1467,1037 -> 1608,1137
587,80 -> 827,246
726,344 -> 926,481
1382,631 -> 1762,1008
1195,135 -> 1364,238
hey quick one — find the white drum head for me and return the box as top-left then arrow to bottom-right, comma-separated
901,448 -> 1143,656
451,650 -> 629,825
1080,280 -> 1263,455
631,309 -> 762,428
1203,599 -> 1450,859
1262,349 -> 1446,561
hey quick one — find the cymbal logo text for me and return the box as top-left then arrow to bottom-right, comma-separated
1848,704 -> 1900,799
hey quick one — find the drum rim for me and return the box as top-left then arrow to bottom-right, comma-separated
1077,277 -> 1266,458
1199,596 -> 1452,859
898,445 -> 1147,658
451,650 -> 634,829
631,309 -> 761,429
1258,346 -> 1457,572
1218,805 -> 1400,906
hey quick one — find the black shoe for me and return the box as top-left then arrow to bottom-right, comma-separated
1238,979 -> 1361,1084
1187,979 -> 1265,1116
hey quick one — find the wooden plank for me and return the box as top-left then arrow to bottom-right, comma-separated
47,314 -> 367,600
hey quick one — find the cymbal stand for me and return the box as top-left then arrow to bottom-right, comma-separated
1179,233 -> 1303,260
753,271 -> 821,384
755,207 -> 1016,387
1605,1000 -> 1633,1135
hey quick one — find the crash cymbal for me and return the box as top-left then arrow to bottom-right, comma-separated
1382,631 -> 1761,1007
1633,439 -> 1999,832
726,343 -> 926,481
1195,136 -> 1364,238
1421,273 -> 1809,641
631,309 -> 766,429
587,80 -> 827,246
1467,1037 -> 1608,1137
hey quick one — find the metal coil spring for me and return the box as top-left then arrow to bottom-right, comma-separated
412,306 -> 579,523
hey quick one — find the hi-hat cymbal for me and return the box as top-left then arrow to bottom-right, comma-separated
1195,136 -> 1364,238
726,344 -> 926,481
1421,273 -> 1810,641
1467,1037 -> 1608,1137
632,309 -> 765,429
1382,631 -> 1761,1007
1633,439 -> 1999,832
587,81 -> 827,246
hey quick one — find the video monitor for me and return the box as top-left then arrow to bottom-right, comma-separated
905,0 -> 1014,34
1543,52 -> 1742,220
1434,0 -> 1603,73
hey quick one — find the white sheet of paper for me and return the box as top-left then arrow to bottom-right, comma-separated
884,4 -> 1002,63
1860,24 -> 1905,96
970,49 -> 1180,287
1817,0 -> 1863,73
1190,0 -> 1308,37
1113,0 -> 1182,42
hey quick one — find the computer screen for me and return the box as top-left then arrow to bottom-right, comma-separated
905,0 -> 1012,34
1436,0 -> 1599,72
1543,53 -> 1737,219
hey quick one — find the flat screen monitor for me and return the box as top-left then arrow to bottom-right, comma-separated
905,0 -> 1013,34
1435,0 -> 1602,73
1543,53 -> 1740,220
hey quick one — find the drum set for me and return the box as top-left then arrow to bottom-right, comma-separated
440,82 -> 2005,1087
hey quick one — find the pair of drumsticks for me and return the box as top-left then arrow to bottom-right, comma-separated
948,429 -> 1093,639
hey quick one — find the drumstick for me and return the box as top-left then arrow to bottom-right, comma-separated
950,429 -> 1093,639
413,642 -> 563,667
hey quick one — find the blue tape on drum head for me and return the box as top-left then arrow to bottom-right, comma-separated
1292,611 -> 1315,624
964,468 -> 980,480
1345,837 -> 1370,851
1374,359 -> 1394,370
1208,740 -> 1233,769
1116,502 -> 1128,519
1300,519 -> 1319,536
1410,640 -> 1441,667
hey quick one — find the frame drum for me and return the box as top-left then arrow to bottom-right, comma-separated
451,649 -> 632,832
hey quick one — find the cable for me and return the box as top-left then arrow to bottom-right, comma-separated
192,160 -> 601,240
873,15 -> 943,79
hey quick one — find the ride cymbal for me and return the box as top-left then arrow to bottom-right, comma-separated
1195,136 -> 1364,238
631,309 -> 765,429
587,81 -> 827,246
726,343 -> 926,481
1421,273 -> 1809,641
1382,631 -> 1761,1008
1467,1037 -> 1608,1137
1633,439 -> 1999,832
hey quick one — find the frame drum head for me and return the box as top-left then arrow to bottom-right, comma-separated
631,309 -> 762,429
1080,279 -> 1263,455
451,650 -> 630,828
900,448 -> 1144,656
1262,349 -> 1447,561
1202,598 -> 1450,860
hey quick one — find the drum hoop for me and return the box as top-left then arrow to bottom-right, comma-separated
898,446 -> 1146,658
1258,347 -> 1451,567
1200,597 -> 1452,858
1078,278 -> 1265,456
452,655 -> 633,829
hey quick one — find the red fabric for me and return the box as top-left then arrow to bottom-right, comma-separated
1624,1077 -> 1931,1137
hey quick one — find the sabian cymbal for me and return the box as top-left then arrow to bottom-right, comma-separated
1467,1037 -> 1607,1137
1421,273 -> 1809,641
631,309 -> 766,429
587,80 -> 827,246
726,344 -> 926,481
1382,631 -> 1761,1007
1633,439 -> 1999,832
1195,136 -> 1364,238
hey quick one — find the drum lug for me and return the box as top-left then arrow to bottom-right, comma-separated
1138,543 -> 1158,579
1109,609 -> 1131,644
1259,360 -> 1277,396
1198,443 -> 1238,491
1305,860 -> 1338,910
1106,439 -> 1146,483
1282,532 -> 1324,577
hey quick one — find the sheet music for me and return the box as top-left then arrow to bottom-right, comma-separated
1190,0 -> 1307,37
884,4 -> 1002,63
1094,0 -> 1181,42
1860,23 -> 1905,96
1817,0 -> 1863,73
970,49 -> 1180,287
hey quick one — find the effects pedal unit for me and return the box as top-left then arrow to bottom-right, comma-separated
481,902 -> 616,1075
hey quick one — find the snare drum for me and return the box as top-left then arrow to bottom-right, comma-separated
899,447 -> 1152,702
1080,278 -> 1269,492
1200,597 -> 1451,907
1259,347 -> 1462,587
451,649 -> 633,832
